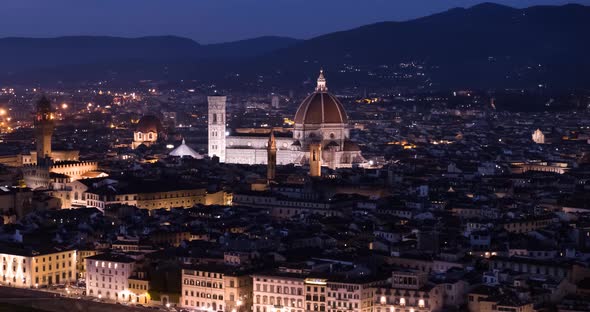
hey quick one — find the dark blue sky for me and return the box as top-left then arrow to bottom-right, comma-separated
1,0 -> 588,43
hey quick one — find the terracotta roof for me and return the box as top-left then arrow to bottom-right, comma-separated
136,115 -> 162,133
294,92 -> 348,125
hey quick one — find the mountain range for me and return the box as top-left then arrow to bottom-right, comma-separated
1,2 -> 589,90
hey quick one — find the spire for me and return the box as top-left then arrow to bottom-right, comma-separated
268,130 -> 277,150
267,130 -> 277,181
316,68 -> 327,92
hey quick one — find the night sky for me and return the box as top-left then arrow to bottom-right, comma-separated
2,0 -> 589,43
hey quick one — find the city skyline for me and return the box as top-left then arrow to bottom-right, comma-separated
0,0 -> 589,43
0,1 -> 589,312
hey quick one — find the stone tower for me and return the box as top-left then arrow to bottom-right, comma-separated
267,130 -> 277,181
208,95 -> 227,162
35,95 -> 54,166
309,142 -> 322,177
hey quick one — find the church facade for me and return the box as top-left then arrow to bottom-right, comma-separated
208,70 -> 366,169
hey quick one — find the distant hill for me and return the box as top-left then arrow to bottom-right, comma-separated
256,2 -> 590,89
1,3 -> 589,90
0,35 -> 300,73
202,36 -> 301,59
0,36 -> 202,72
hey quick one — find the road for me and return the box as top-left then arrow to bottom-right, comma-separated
0,286 -> 172,312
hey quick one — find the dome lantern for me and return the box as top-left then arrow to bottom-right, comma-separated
316,69 -> 327,92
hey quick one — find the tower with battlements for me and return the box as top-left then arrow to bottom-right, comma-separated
35,96 -> 54,166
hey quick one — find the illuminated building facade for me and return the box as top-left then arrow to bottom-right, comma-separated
84,186 -> 227,211
373,270 -> 443,312
213,70 -> 366,169
181,265 -> 253,312
326,279 -> 378,312
252,271 -> 305,312
0,246 -> 76,288
85,253 -> 137,302
252,269 -> 384,312
128,272 -> 151,305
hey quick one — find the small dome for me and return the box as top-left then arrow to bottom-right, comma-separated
294,70 -> 348,125
136,115 -> 162,133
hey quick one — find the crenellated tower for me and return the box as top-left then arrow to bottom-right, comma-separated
35,96 -> 54,166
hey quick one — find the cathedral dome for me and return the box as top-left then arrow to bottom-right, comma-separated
294,70 -> 348,125
136,115 -> 162,133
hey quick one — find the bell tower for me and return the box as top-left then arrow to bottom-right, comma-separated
309,143 -> 322,177
208,95 -> 227,162
267,130 -> 277,181
35,95 -> 54,166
